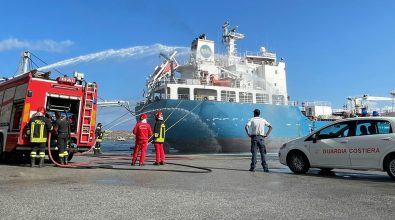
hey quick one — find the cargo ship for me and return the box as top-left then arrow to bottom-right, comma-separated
136,22 -> 323,153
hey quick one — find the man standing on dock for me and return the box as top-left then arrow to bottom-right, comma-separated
245,109 -> 272,172
94,123 -> 104,155
132,113 -> 152,166
153,111 -> 166,165
26,107 -> 53,168
54,112 -> 71,165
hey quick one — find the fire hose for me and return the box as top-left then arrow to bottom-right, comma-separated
46,133 -> 197,169
46,101 -> 206,169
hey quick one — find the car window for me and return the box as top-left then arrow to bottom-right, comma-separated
356,120 -> 393,136
316,122 -> 351,139
377,121 -> 392,134
356,121 -> 373,136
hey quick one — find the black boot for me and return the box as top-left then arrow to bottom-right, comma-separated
63,157 -> 68,165
30,157 -> 36,168
38,157 -> 45,168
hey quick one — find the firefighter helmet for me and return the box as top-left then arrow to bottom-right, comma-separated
154,111 -> 163,119
37,107 -> 46,114
140,113 -> 148,120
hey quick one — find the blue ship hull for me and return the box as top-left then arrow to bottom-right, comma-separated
136,100 -> 326,153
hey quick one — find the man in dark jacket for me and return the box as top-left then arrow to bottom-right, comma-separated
94,123 -> 104,155
153,111 -> 166,165
54,112 -> 70,165
26,107 -> 53,168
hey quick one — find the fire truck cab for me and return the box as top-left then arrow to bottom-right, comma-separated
0,70 -> 98,161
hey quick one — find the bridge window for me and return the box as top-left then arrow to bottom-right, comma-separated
177,88 -> 190,100
194,89 -> 217,101
221,91 -> 236,102
272,95 -> 285,105
256,93 -> 269,104
239,92 -> 253,103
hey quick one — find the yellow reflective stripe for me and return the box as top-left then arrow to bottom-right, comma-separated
30,122 -> 35,141
161,124 -> 165,139
39,152 -> 45,158
22,103 -> 30,124
30,120 -> 47,142
59,152 -> 69,157
30,152 -> 37,156
30,137 -> 47,142
155,124 -> 166,143
40,124 -> 44,140
95,139 -> 102,142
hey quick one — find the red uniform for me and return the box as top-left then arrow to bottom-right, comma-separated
132,121 -> 152,165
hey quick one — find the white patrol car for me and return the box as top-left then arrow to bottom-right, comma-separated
279,117 -> 395,180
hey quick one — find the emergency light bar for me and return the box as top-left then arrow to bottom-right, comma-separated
57,76 -> 76,85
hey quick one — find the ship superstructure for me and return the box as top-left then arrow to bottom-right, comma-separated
137,22 -> 316,153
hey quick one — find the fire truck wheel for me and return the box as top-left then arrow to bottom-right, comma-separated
0,135 -> 4,162
67,152 -> 74,162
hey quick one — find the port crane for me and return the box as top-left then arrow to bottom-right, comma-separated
347,93 -> 395,115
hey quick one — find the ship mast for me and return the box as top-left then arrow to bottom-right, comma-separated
222,21 -> 245,64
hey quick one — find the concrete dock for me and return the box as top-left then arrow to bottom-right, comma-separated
1,154 -> 394,219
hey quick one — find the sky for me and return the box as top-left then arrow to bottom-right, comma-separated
1,0 -> 395,129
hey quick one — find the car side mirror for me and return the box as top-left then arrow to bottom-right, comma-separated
312,133 -> 317,143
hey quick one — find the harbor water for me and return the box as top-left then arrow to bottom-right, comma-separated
101,140 -> 156,154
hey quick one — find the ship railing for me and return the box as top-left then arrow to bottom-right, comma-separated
161,78 -> 243,88
288,101 -> 299,106
194,95 -> 217,101
178,94 -> 190,100
304,101 -> 331,107
245,51 -> 276,59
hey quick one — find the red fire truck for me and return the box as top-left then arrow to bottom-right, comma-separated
0,69 -> 98,161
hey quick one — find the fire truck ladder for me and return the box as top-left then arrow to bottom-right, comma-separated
80,82 -> 97,144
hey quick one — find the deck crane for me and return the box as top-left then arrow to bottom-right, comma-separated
145,51 -> 179,100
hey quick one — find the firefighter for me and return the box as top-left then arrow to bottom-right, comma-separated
153,111 -> 166,165
26,107 -> 53,168
131,113 -> 152,166
54,112 -> 70,165
94,123 -> 104,155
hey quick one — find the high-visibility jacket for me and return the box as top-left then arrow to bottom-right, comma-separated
153,120 -> 165,143
95,128 -> 104,142
27,115 -> 53,143
132,122 -> 152,141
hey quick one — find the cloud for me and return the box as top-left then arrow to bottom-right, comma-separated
38,44 -> 189,71
0,38 -> 74,52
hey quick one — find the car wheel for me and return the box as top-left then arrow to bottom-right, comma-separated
320,168 -> 333,172
386,156 -> 395,180
288,152 -> 309,174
